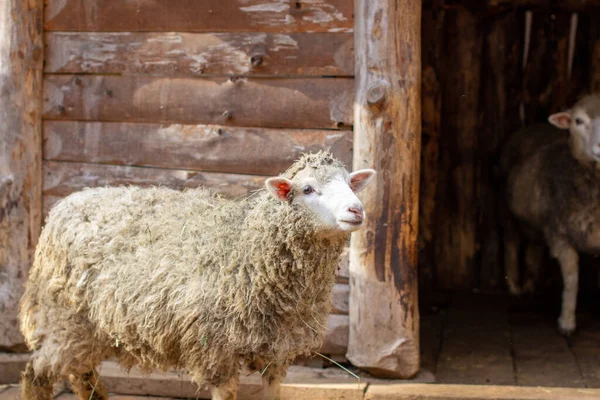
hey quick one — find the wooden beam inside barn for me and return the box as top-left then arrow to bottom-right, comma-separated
0,0 -> 43,349
348,0 -> 422,378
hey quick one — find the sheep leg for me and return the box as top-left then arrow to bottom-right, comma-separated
210,375 -> 239,400
68,369 -> 108,400
504,219 -> 522,295
549,238 -> 579,335
261,365 -> 286,400
20,360 -> 55,400
522,243 -> 544,293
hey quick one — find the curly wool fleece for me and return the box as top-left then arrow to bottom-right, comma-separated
20,152 -> 351,387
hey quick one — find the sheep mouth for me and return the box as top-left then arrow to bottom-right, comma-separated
339,219 -> 363,226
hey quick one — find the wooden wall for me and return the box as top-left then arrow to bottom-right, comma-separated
42,0 -> 355,358
419,1 -> 600,293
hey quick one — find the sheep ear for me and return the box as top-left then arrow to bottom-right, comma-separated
349,169 -> 376,193
549,111 -> 571,129
265,177 -> 294,201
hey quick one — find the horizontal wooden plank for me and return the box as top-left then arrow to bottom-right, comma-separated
43,75 -> 354,129
366,384 -> 600,400
45,0 -> 353,33
42,161 -> 268,216
320,314 -> 348,356
45,32 -> 354,77
43,121 -> 353,176
330,284 -> 349,315
0,354 -> 28,385
98,361 -> 364,400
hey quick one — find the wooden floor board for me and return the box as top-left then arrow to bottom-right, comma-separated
571,312 -> 600,388
510,307 -> 586,387
435,295 -> 515,385
419,309 -> 446,376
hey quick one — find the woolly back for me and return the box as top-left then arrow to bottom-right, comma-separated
281,151 -> 347,182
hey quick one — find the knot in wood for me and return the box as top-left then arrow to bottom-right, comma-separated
366,80 -> 388,106
222,110 -> 233,120
250,54 -> 263,67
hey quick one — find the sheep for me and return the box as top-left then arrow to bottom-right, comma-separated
500,94 -> 600,335
18,151 -> 376,400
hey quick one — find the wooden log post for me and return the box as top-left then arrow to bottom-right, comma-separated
348,0 -> 421,378
0,0 -> 43,349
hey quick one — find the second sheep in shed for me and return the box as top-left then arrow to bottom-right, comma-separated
501,94 -> 600,335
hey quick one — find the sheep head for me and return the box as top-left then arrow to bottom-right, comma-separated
265,151 -> 376,233
549,94 -> 600,165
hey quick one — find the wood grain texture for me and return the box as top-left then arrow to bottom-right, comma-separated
98,361 -> 365,400
320,314 -> 349,356
43,121 -> 353,176
433,10 -> 482,290
330,283 -> 349,315
45,0 -> 353,33
366,383 -> 600,400
348,0 -> 421,378
42,161 -> 267,217
418,5 -> 445,298
44,32 -> 354,77
43,75 -> 354,130
0,0 -> 43,349
477,11 -> 523,291
590,15 -> 600,93
428,0 -> 600,12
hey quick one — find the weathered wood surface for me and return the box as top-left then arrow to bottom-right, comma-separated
0,354 -> 29,385
330,283 -> 349,315
428,0 -> 600,12
45,0 -> 353,33
418,310 -> 445,376
436,295 -> 514,385
320,314 -> 349,355
43,75 -> 354,130
0,0 -> 43,349
43,121 -> 353,176
42,161 -> 268,217
45,32 -> 354,77
418,5 -> 445,297
433,10 -> 482,291
96,361 -> 364,400
563,312 -> 600,387
348,0 -> 421,378
477,11 -> 523,291
366,384 -> 600,400
590,15 -> 600,94
511,314 -> 584,387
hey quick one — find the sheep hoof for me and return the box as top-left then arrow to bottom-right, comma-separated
558,317 -> 576,336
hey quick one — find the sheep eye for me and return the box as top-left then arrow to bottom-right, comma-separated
302,185 -> 314,195
575,118 -> 584,126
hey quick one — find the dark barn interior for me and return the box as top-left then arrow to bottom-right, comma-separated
418,0 -> 600,387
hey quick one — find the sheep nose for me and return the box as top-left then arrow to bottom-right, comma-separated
348,206 -> 364,220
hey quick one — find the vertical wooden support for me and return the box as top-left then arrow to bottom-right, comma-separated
0,0 -> 43,349
348,0 -> 421,378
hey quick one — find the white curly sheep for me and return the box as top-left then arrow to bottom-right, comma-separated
19,151 -> 376,400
